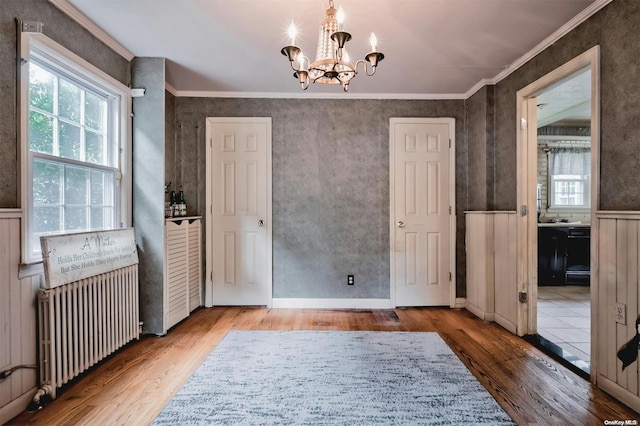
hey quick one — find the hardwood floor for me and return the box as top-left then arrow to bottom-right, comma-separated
7,307 -> 639,425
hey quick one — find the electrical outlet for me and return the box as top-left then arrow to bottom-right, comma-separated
347,275 -> 354,285
615,303 -> 626,325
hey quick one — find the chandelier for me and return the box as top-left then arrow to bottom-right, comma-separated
280,0 -> 384,92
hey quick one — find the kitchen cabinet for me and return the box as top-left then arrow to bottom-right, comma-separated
538,225 -> 590,285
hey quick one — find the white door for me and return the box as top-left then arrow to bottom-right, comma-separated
209,118 -> 271,306
391,118 -> 454,307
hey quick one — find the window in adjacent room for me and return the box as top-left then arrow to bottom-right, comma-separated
549,147 -> 591,208
23,35 -> 130,262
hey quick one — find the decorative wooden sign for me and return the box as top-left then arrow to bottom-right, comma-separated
41,228 -> 138,288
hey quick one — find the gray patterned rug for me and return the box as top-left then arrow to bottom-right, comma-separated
153,331 -> 515,425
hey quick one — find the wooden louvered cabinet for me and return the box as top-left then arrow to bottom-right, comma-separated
164,217 -> 202,331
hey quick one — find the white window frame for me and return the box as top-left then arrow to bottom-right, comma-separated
550,174 -> 590,209
19,32 -> 132,264
547,149 -> 591,211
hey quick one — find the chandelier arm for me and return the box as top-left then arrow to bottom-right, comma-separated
354,59 -> 380,77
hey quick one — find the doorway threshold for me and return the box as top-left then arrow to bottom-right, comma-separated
524,334 -> 590,379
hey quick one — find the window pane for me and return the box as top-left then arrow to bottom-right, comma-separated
65,206 -> 87,230
29,63 -> 54,113
58,78 -> 81,122
554,180 -> 584,206
85,91 -> 107,132
91,206 -> 104,228
33,160 -> 62,204
91,207 -> 113,229
86,130 -> 105,165
59,121 -> 81,160
29,110 -> 54,154
65,166 -> 89,205
34,206 -> 61,234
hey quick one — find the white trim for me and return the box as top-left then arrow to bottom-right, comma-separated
515,45 -> 600,379
494,313 -> 517,335
465,303 -> 495,322
205,119 -> 213,307
597,375 -> 640,414
0,387 -> 37,426
47,0 -> 135,61
0,209 -> 23,219
463,79 -> 494,99
205,117 -> 273,308
454,297 -> 467,309
164,81 -> 178,96
175,90 -> 466,100
490,0 -> 613,87
596,211 -> 640,220
272,298 -> 393,309
389,117 -> 456,308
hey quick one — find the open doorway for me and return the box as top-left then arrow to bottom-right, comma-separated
515,46 -> 599,380
535,67 -> 592,375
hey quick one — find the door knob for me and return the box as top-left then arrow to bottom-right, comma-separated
397,221 -> 405,228
258,219 -> 264,227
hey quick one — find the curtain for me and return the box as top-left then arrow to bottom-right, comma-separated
550,147 -> 590,176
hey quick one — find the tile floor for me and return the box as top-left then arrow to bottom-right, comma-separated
537,285 -> 591,371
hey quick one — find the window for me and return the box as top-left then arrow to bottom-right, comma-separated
549,147 -> 590,208
23,35 -> 130,262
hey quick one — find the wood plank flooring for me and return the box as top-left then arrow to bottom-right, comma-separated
7,307 -> 640,425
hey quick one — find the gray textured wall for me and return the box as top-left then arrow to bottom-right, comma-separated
165,90 -> 176,194
175,98 -> 467,299
466,85 -> 496,211
493,0 -> 640,211
0,0 -> 130,208
132,58 -> 166,334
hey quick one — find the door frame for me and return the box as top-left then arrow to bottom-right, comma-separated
204,117 -> 273,308
389,117 -> 457,308
515,46 -> 600,379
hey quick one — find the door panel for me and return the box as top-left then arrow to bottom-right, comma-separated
392,119 -> 453,306
211,120 -> 270,305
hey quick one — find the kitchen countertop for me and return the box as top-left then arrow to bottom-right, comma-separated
538,222 -> 590,227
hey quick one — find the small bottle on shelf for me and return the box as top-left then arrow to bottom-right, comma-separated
178,188 -> 187,217
169,190 -> 176,218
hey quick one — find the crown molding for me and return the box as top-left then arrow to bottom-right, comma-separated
489,0 -> 613,86
48,0 -> 135,61
173,90 -> 466,100
463,78 -> 494,99
49,0 -> 613,99
164,81 -> 178,96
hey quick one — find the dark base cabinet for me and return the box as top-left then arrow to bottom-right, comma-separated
538,226 -> 590,286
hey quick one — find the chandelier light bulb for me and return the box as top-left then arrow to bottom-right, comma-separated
288,22 -> 297,45
337,7 -> 345,31
369,33 -> 377,52
298,51 -> 305,69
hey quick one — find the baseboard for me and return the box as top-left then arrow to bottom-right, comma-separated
271,298 -> 393,309
494,313 -> 517,334
465,302 -> 495,321
597,375 -> 640,414
454,297 -> 467,309
0,388 -> 36,425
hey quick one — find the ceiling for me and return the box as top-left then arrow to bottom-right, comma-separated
537,68 -> 591,128
58,0 -> 601,98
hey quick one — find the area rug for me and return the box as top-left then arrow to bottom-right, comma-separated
153,331 -> 515,425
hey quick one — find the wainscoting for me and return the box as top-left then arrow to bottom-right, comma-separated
0,210 -> 40,424
465,211 -> 518,333
596,211 -> 640,412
